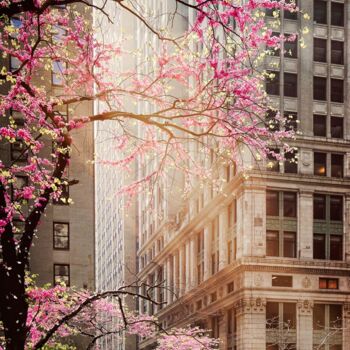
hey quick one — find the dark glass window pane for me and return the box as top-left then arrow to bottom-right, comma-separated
265,109 -> 280,131
314,77 -> 327,100
272,275 -> 293,287
283,303 -> 296,328
331,2 -> 344,26
331,41 -> 344,64
331,79 -> 344,103
266,231 -> 279,256
313,304 -> 325,329
266,71 -> 280,95
284,149 -> 298,174
314,194 -> 326,220
314,234 -> 326,259
266,302 -> 279,327
314,152 -> 327,176
267,148 -> 280,172
331,117 -> 343,138
313,114 -> 327,136
330,304 -> 342,327
330,196 -> 343,221
314,0 -> 327,24
330,235 -> 342,260
284,73 -> 297,97
54,264 -> 70,286
267,191 -> 279,216
285,112 -> 297,131
270,32 -> 280,56
283,192 -> 297,217
314,38 -> 327,62
284,35 -> 298,58
283,232 -> 296,258
331,154 -> 343,178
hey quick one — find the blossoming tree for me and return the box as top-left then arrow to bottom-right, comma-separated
0,0 -> 298,349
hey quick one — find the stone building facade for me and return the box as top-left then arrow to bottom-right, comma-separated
0,3 -> 95,290
137,1 -> 350,349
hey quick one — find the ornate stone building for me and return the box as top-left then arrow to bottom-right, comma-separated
137,1 -> 350,349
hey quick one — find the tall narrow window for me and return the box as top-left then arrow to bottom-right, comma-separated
266,231 -> 279,257
52,61 -> 66,86
331,79 -> 344,103
314,0 -> 327,24
283,192 -> 297,217
331,2 -> 344,26
314,152 -> 327,176
266,71 -> 280,95
330,195 -> 342,221
284,73 -> 298,97
313,115 -> 327,137
283,232 -> 296,258
314,77 -> 327,101
313,234 -> 326,259
284,35 -> 298,58
53,222 -> 69,250
331,117 -> 343,138
267,191 -> 279,216
314,194 -> 326,220
314,38 -> 327,62
284,112 -> 298,131
284,149 -> 298,174
331,40 -> 344,65
54,264 -> 70,286
331,154 -> 343,178
267,149 -> 280,172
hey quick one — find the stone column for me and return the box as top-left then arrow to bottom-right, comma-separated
299,190 -> 314,259
297,300 -> 313,350
190,237 -> 196,288
219,210 -> 228,270
185,240 -> 191,291
166,257 -> 172,304
173,251 -> 179,298
345,195 -> 350,263
343,303 -> 350,349
235,297 -> 266,350
179,244 -> 185,296
203,225 -> 211,280
218,310 -> 227,350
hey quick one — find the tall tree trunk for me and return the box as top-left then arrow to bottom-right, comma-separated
0,263 -> 28,350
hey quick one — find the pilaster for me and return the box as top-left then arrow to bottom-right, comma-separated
297,300 -> 313,350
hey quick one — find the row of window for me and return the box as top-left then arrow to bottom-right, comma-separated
267,150 -> 345,178
266,72 -> 344,103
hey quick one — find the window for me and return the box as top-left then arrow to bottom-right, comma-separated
267,230 -> 279,257
272,275 -> 293,287
54,264 -> 70,286
227,281 -> 234,294
284,73 -> 297,97
283,232 -> 296,258
319,278 -> 339,289
331,117 -> 343,138
284,149 -> 298,174
284,192 -> 297,217
265,110 -> 280,131
314,38 -> 327,62
331,79 -> 343,103
210,291 -> 217,303
11,176 -> 28,201
284,0 -> 298,20
196,300 -> 202,310
331,2 -> 344,26
313,194 -> 343,260
53,222 -> 69,250
313,115 -> 327,136
314,77 -> 327,100
266,191 -> 279,216
52,61 -> 66,86
267,148 -> 280,172
331,40 -> 344,64
314,194 -> 326,220
313,304 -> 342,348
284,112 -> 297,131
266,71 -> 280,95
11,110 -> 24,126
266,192 -> 297,258
270,32 -> 280,56
314,152 -> 327,176
331,154 -> 343,178
314,0 -> 327,24
266,302 -> 296,330
284,35 -> 298,58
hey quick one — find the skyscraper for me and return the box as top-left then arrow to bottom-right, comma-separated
137,1 -> 350,349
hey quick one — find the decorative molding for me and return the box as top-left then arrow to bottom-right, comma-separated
302,276 -> 311,289
297,299 -> 313,314
234,297 -> 266,315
